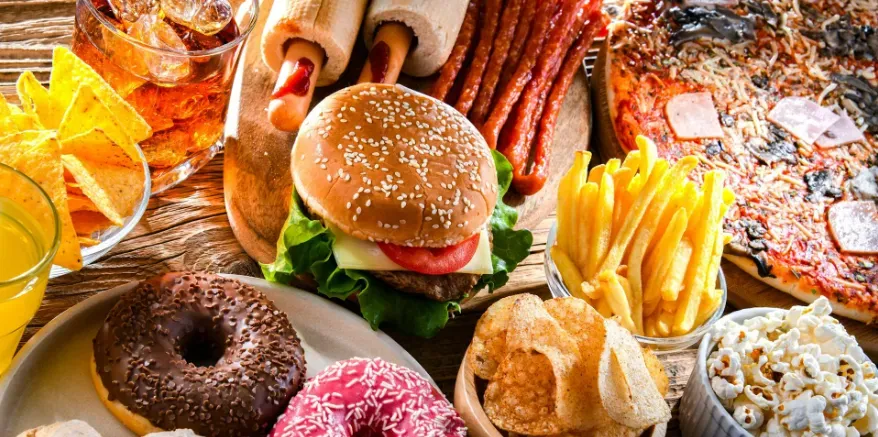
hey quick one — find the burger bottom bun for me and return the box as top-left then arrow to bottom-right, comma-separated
90,357 -> 164,436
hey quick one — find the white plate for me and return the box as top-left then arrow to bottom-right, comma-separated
0,274 -> 431,435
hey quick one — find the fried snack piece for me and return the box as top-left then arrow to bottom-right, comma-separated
467,295 -> 520,379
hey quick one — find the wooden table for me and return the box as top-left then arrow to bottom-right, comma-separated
2,1 -> 698,435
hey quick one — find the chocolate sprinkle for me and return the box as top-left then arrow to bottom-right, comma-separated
93,272 -> 306,437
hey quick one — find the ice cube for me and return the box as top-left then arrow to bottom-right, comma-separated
107,0 -> 159,24
160,0 -> 233,36
127,13 -> 191,82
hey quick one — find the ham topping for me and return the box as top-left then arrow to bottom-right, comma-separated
828,201 -> 878,255
767,97 -> 839,145
665,92 -> 725,140
815,113 -> 867,148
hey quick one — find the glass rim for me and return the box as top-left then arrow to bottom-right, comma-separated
0,163 -> 61,288
78,0 -> 260,57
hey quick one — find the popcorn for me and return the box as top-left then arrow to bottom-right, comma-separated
707,297 -> 876,436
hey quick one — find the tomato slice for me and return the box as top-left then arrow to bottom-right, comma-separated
377,233 -> 481,275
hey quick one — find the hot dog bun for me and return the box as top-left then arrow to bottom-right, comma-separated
363,0 -> 469,77
262,0 -> 368,86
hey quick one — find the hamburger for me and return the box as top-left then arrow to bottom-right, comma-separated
263,83 -> 532,337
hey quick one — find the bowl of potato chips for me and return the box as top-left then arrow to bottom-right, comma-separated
544,135 -> 730,349
0,48 -> 153,277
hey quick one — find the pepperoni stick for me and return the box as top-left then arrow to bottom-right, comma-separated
499,0 -> 590,162
470,0 -> 525,125
497,0 -> 536,93
480,0 -> 558,148
454,0 -> 502,116
513,12 -> 606,195
430,0 -> 479,101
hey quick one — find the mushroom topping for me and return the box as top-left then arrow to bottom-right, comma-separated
668,6 -> 756,46
850,167 -> 878,201
803,169 -> 843,202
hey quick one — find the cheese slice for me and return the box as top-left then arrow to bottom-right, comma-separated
332,227 -> 494,274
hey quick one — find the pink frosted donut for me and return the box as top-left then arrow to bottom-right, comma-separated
270,357 -> 467,437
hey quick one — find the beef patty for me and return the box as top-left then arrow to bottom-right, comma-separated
371,270 -> 479,302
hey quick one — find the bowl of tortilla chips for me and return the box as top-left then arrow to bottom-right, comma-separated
0,48 -> 152,277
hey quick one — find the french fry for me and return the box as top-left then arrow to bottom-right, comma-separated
661,239 -> 693,302
586,172 -> 614,279
649,181 -> 697,258
605,158 -> 621,175
643,209 -> 689,316
645,315 -> 659,337
621,149 -> 641,171
656,309 -> 674,337
581,280 -> 601,300
660,298 -> 677,313
635,135 -> 658,178
575,182 -> 599,267
588,164 -> 606,184
696,287 -> 724,327
599,270 -> 636,332
551,246 -> 589,302
596,296 -> 613,318
558,151 -> 591,255
622,157 -> 699,333
673,170 -> 726,336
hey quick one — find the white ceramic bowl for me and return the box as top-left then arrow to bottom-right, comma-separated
544,221 -> 727,350
49,144 -> 151,278
679,307 -> 780,437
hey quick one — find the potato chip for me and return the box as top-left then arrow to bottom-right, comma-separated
484,350 -> 567,436
641,347 -> 669,397
468,295 -> 519,380
67,193 -> 100,213
57,85 -> 141,165
543,297 -> 606,397
60,129 -> 137,167
50,47 -> 151,144
599,320 -> 671,429
0,134 -> 82,270
61,155 -> 143,226
17,71 -> 62,129
71,211 -> 114,236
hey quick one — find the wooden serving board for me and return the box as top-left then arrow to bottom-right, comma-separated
590,39 -> 878,358
224,0 -> 591,302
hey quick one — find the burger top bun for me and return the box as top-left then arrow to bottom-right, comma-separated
292,83 -> 498,248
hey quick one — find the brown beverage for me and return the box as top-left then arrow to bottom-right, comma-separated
71,0 -> 257,192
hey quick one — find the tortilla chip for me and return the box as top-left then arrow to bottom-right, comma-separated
468,295 -> 519,380
61,155 -> 143,226
0,134 -> 82,270
17,71 -> 62,128
60,129 -> 137,167
71,210 -> 114,236
67,193 -> 100,213
599,320 -> 671,429
57,85 -> 143,165
0,93 -> 11,119
641,347 -> 669,397
50,47 -> 151,144
7,113 -> 44,131
78,236 -> 101,247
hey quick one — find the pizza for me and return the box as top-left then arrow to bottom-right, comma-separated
596,0 -> 878,322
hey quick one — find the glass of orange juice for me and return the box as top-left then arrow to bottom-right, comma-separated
0,163 -> 60,375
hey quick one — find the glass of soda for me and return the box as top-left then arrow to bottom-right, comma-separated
72,0 -> 259,193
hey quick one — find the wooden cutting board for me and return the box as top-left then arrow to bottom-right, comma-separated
224,0 -> 591,295
590,39 -> 878,358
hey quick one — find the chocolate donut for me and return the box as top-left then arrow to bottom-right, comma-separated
92,272 -> 306,437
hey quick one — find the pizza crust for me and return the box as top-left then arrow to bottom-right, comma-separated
724,254 -> 876,324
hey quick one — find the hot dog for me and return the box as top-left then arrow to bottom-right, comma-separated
261,0 -> 368,131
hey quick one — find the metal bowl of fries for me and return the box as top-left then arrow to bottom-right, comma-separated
545,222 -> 727,350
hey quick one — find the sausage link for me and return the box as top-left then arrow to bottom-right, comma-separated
497,0 -> 536,93
469,0 -> 525,125
430,0 -> 479,101
480,0 -> 558,148
454,0 -> 502,116
512,10 -> 606,195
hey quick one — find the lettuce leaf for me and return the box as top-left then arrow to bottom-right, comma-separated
261,151 -> 531,338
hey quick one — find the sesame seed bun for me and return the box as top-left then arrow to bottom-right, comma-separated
292,83 -> 498,247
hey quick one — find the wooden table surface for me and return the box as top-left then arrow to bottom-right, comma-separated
2,1 -> 699,435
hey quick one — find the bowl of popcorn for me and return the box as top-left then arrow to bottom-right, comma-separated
680,297 -> 877,437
